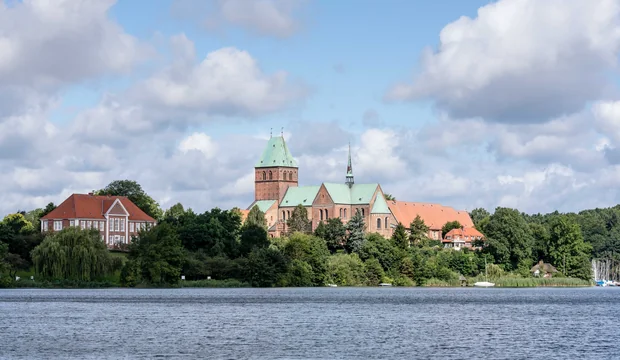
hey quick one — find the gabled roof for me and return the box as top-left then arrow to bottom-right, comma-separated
371,193 -> 390,214
248,200 -> 277,212
41,194 -> 156,222
281,186 -> 320,207
323,183 -> 378,205
387,201 -> 474,230
443,227 -> 484,242
255,136 -> 298,168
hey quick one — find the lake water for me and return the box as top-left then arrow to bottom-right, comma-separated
1,287 -> 619,359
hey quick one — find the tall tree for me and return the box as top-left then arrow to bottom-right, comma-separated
547,215 -> 592,280
483,207 -> 534,271
283,233 -> 330,286
345,209 -> 366,253
96,180 -> 163,220
246,206 -> 267,229
121,222 -> 185,286
163,203 -> 185,222
286,204 -> 311,234
239,223 -> 270,256
314,218 -> 346,252
384,194 -> 395,201
409,215 -> 429,247
391,222 -> 409,250
31,228 -> 122,281
470,208 -> 491,233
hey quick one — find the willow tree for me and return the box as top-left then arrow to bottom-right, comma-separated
31,227 -> 121,281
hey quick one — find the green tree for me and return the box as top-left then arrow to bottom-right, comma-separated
3,214 -> 35,235
547,215 -> 592,280
246,247 -> 288,287
359,233 -> 401,273
345,209 -> 366,253
285,259 -> 314,286
96,180 -> 163,220
327,253 -> 366,286
364,258 -> 385,286
122,223 -> 185,286
31,227 -> 121,281
239,223 -> 270,256
384,194 -> 395,201
163,203 -> 186,222
441,221 -> 462,237
287,204 -> 311,234
391,222 -> 409,250
283,233 -> 330,286
315,218 -> 346,252
470,208 -> 490,233
409,215 -> 429,247
246,206 -> 268,229
483,207 -> 534,271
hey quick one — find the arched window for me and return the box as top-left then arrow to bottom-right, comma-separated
282,211 -> 286,220
377,218 -> 382,229
344,209 -> 347,219
289,172 -> 293,181
287,210 -> 291,218
269,171 -> 273,180
325,210 -> 328,219
362,209 -> 365,217
385,217 -> 388,229
339,208 -> 343,218
320,209 -> 324,220
262,171 -> 266,180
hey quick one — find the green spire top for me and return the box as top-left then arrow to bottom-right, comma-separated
255,135 -> 298,168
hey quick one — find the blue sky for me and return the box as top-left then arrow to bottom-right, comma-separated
2,0 -> 620,216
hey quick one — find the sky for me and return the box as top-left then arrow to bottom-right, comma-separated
2,0 -> 620,216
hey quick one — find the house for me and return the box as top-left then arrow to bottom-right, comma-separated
442,227 -> 485,250
245,134 -> 476,239
531,260 -> 558,278
40,193 -> 156,249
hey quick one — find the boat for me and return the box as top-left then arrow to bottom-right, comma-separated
474,259 -> 495,287
327,284 -> 338,287
379,283 -> 392,287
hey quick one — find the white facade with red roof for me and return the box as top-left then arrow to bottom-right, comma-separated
442,227 -> 485,250
40,193 -> 156,249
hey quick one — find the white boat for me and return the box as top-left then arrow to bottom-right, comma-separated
379,283 -> 392,287
474,259 -> 495,287
327,284 -> 337,287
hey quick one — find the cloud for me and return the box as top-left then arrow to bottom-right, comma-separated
361,109 -> 383,128
386,0 -> 620,123
172,0 -> 307,38
178,133 -> 218,159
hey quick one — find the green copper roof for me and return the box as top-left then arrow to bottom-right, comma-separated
371,193 -> 391,214
249,200 -> 276,212
323,183 -> 379,205
281,186 -> 320,207
255,136 -> 298,168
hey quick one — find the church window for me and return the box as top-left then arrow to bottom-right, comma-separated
325,210 -> 328,219
269,171 -> 273,180
290,172 -> 293,181
385,217 -> 388,229
287,210 -> 291,218
377,218 -> 381,229
344,209 -> 347,219
339,208 -> 342,218
320,209 -> 323,220
262,171 -> 266,180
362,209 -> 365,217
282,211 -> 286,220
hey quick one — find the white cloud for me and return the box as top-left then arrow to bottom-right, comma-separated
178,133 -> 218,159
206,0 -> 306,38
387,0 -> 620,122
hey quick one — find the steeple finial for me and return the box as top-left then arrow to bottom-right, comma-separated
346,141 -> 354,188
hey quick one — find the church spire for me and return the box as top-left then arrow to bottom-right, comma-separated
346,142 -> 354,188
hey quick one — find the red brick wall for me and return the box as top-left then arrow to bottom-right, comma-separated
255,167 -> 298,201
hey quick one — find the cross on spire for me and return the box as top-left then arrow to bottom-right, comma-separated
346,141 -> 354,188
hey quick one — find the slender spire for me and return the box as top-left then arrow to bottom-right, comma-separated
346,141 -> 354,188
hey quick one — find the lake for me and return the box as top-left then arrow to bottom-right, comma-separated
1,287 -> 619,359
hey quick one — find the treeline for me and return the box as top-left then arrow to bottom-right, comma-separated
2,179 -> 618,287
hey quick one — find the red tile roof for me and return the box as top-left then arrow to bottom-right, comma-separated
41,194 -> 155,222
442,227 -> 485,242
387,201 -> 474,230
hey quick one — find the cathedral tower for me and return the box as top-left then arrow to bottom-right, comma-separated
345,142 -> 354,188
254,134 -> 298,202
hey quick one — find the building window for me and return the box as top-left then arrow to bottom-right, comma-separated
282,211 -> 286,220
114,218 -> 120,232
101,235 -> 104,242
289,173 -> 293,181
69,220 -> 75,227
80,220 -> 86,229
130,222 -> 135,233
287,210 -> 291,218
42,221 -> 48,231
385,217 -> 388,229
100,221 -> 104,230
269,171 -> 273,180
325,209 -> 328,219
120,236 -> 125,244
262,171 -> 266,180
344,209 -> 347,219
108,219 -> 113,231
362,209 -> 365,217
320,209 -> 323,220
87,220 -> 92,229
54,220 -> 62,231
120,218 -> 125,232
377,218 -> 381,229
93,221 -> 98,230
